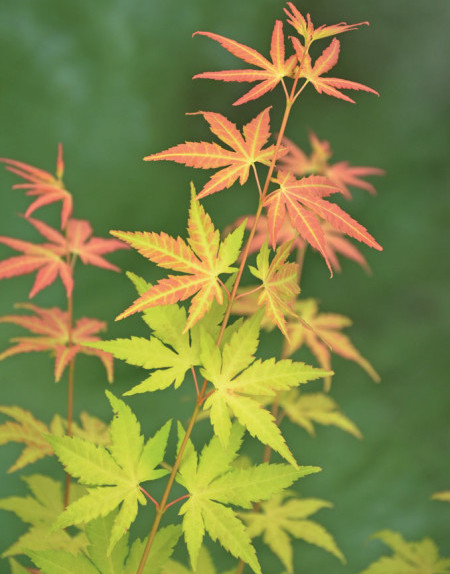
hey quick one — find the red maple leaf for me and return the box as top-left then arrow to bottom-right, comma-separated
279,133 -> 384,198
144,107 -> 283,199
284,3 -> 369,45
0,144 -> 73,229
264,172 -> 382,273
0,303 -> 113,382
0,217 -> 127,298
292,36 -> 378,103
193,21 -> 297,106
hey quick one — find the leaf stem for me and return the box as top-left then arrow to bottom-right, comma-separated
234,284 -> 263,302
139,486 -> 160,509
165,493 -> 190,510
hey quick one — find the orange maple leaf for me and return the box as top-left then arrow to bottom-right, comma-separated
284,3 -> 369,45
111,187 -> 244,330
292,36 -> 378,104
279,133 -> 384,198
0,303 -> 114,382
0,144 -> 73,228
283,298 -> 379,391
193,20 -> 297,106
0,217 -> 127,298
144,107 -> 284,199
264,172 -> 382,273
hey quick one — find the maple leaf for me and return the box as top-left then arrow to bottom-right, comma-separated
0,218 -> 73,297
0,405 -> 110,472
144,109 -> 284,199
193,21 -> 297,106
264,171 -> 382,273
248,241 -> 299,336
200,313 -> 331,465
432,491 -> 450,502
280,390 -> 362,438
87,303 -> 200,396
279,133 -> 384,198
0,217 -> 126,298
48,391 -> 171,554
8,559 -> 29,574
241,492 -> 344,573
360,530 -> 450,574
292,37 -> 378,104
175,422 -> 319,573
0,144 -> 73,228
26,511 -> 181,574
284,3 -> 369,45
283,298 -> 379,391
0,474 -> 87,558
0,303 -> 114,382
163,546 -> 235,574
111,186 -> 245,330
235,214 -> 370,275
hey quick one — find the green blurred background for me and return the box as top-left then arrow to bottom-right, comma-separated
0,0 -> 449,572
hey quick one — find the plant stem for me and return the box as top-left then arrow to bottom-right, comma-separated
63,231 -> 75,509
136,67 -> 304,574
136,399 -> 202,574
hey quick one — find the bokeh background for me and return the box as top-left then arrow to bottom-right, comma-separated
0,0 -> 449,572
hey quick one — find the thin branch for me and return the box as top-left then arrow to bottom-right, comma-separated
191,366 -> 200,397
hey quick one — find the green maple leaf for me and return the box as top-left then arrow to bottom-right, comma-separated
175,422 -> 319,574
360,531 -> 450,574
199,313 -> 331,465
0,474 -> 87,558
47,391 -> 171,554
241,492 -> 344,573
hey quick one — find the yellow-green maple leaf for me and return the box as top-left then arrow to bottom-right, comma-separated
432,491 -> 450,502
360,530 -> 450,574
175,423 -> 319,574
280,390 -> 362,438
47,391 -> 171,554
240,492 -> 344,573
162,546 -> 234,574
200,313 -> 331,465
0,474 -> 87,558
0,406 -> 109,473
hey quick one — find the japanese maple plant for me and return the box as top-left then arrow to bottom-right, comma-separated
1,4 -> 448,574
